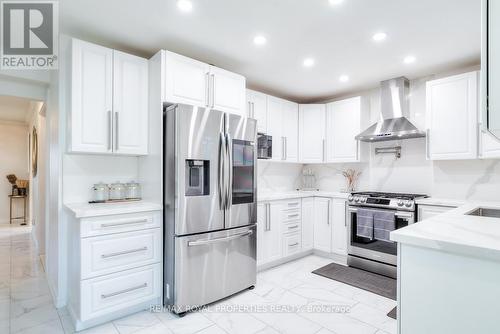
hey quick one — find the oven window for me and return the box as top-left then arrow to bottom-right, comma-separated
232,139 -> 254,205
350,211 -> 409,256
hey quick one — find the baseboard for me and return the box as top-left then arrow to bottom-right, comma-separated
47,273 -> 66,308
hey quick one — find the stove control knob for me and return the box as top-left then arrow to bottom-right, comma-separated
354,197 -> 360,203
361,197 -> 367,203
397,200 -> 404,206
405,201 -> 412,208
348,195 -> 354,202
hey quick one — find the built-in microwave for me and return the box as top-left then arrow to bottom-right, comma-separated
257,133 -> 272,159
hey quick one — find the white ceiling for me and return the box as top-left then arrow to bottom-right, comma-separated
0,96 -> 34,123
60,0 -> 481,102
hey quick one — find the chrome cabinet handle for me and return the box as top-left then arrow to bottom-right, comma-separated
288,213 -> 299,218
210,74 -> 216,108
267,203 -> 271,231
101,219 -> 148,228
288,225 -> 299,230
477,122 -> 482,158
322,139 -> 326,162
252,102 -> 255,118
114,111 -> 119,151
205,72 -> 210,107
289,242 -> 299,247
101,283 -> 147,299
101,246 -> 148,259
288,202 -> 299,207
108,110 -> 113,151
327,200 -> 331,225
426,129 -> 430,160
285,137 -> 288,160
188,230 -> 253,247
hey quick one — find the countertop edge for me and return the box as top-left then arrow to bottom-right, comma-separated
64,201 -> 163,219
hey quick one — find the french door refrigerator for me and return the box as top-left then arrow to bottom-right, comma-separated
163,104 -> 257,314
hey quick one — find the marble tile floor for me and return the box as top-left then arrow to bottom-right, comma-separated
0,225 -> 397,334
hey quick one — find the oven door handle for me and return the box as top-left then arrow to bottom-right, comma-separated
348,207 -> 358,213
395,212 -> 413,219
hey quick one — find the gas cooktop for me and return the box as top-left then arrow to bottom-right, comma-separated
348,192 -> 428,211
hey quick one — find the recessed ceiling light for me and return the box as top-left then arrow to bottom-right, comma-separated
177,0 -> 193,12
404,55 -> 416,64
253,35 -> 267,46
372,32 -> 387,42
329,0 -> 344,5
339,75 -> 349,82
303,58 -> 315,68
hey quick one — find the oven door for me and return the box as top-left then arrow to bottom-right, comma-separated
347,206 -> 414,266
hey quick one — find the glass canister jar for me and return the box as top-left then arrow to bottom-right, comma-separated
109,182 -> 125,201
125,181 -> 142,200
92,182 -> 109,202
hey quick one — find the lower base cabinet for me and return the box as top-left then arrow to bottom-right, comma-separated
257,196 -> 347,268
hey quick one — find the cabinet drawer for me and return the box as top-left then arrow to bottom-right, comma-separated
80,211 -> 161,237
282,200 -> 301,211
81,228 -> 161,279
283,221 -> 301,235
283,233 -> 301,257
282,209 -> 301,222
81,263 -> 161,321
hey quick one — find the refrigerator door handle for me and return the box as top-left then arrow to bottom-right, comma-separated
225,132 -> 233,208
218,132 -> 226,210
187,230 -> 254,247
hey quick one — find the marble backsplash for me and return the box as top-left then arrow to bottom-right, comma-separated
257,161 -> 303,193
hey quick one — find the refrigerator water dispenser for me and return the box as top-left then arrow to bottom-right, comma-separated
185,160 -> 209,196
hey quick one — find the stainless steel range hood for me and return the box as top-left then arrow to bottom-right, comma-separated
355,77 -> 425,142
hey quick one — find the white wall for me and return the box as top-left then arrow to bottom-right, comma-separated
0,122 -> 29,224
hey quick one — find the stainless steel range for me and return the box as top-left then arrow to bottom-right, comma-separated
347,192 -> 427,278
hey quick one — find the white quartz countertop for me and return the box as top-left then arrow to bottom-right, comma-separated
258,190 -> 350,202
64,201 -> 163,218
391,201 -> 500,261
415,197 -> 465,207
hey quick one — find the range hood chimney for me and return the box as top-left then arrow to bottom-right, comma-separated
355,77 -> 425,142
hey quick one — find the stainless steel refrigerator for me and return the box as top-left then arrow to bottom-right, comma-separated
163,103 -> 257,314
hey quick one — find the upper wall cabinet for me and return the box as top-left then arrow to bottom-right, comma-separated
326,97 -> 362,163
266,96 -> 299,162
70,39 -> 148,155
282,100 -> 299,162
426,71 -> 478,160
163,51 -> 246,116
246,89 -> 268,133
299,104 -> 326,163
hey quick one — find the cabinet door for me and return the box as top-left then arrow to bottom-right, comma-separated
299,104 -> 326,163
331,199 -> 347,255
267,96 -> 284,161
113,50 -> 149,155
164,51 -> 210,107
301,197 -> 314,251
210,66 -> 246,116
247,90 -> 268,133
417,205 -> 455,222
282,100 -> 299,162
426,72 -> 478,160
313,198 -> 331,253
257,202 -> 282,265
326,97 -> 361,162
71,39 -> 113,153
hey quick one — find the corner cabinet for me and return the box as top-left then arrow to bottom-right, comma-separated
246,89 -> 268,133
70,38 -> 148,155
326,97 -> 362,163
313,197 -> 347,255
163,51 -> 246,116
299,104 -> 326,163
426,71 -> 478,160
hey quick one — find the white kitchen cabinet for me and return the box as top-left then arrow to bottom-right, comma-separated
426,72 -> 478,160
282,100 -> 299,162
326,97 -> 361,163
70,39 -> 148,155
267,96 -> 284,161
246,89 -> 268,133
301,197 -> 314,251
331,199 -> 347,255
210,66 -> 246,116
70,39 -> 113,153
257,202 -> 282,266
163,51 -> 246,116
113,50 -> 149,155
417,204 -> 456,222
164,51 -> 210,107
313,197 -> 331,252
299,104 -> 326,163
